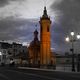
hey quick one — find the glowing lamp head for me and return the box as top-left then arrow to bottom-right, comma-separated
65,37 -> 70,42
70,31 -> 74,36
77,34 -> 80,39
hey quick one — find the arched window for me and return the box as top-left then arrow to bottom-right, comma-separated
47,26 -> 49,32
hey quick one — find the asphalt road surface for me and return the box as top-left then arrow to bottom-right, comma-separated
0,67 -> 80,80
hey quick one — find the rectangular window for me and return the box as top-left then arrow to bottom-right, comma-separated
47,27 -> 49,32
41,27 -> 42,32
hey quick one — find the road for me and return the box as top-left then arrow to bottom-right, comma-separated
0,66 -> 80,80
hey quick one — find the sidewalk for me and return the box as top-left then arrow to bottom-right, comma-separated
18,66 -> 80,73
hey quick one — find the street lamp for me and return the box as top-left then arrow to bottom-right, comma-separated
70,31 -> 74,36
65,31 -> 80,72
77,34 -> 80,39
65,37 -> 70,42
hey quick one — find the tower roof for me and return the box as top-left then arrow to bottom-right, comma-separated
42,6 -> 48,18
34,29 -> 38,41
41,6 -> 50,20
34,29 -> 38,35
29,29 -> 40,48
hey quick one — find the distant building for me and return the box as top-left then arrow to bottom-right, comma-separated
0,49 -> 8,64
0,42 -> 11,64
10,42 -> 22,57
0,41 -> 28,64
28,30 -> 40,65
55,53 -> 77,65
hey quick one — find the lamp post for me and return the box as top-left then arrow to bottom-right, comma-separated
65,31 -> 80,72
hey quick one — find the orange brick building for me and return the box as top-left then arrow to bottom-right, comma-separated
28,7 -> 56,66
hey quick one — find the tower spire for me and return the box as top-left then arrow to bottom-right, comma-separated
42,6 -> 48,18
44,6 -> 47,15
41,6 -> 50,20
34,25 -> 38,41
39,5 -> 51,65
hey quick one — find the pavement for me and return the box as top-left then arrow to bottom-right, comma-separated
0,66 -> 80,80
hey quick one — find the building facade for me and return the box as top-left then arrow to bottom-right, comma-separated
0,41 -> 28,65
40,7 -> 51,65
28,30 -> 40,65
28,7 -> 56,67
0,42 -> 11,64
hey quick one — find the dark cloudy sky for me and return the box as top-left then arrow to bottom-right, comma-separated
0,0 -> 80,54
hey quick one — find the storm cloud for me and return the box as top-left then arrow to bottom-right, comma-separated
50,0 -> 80,52
51,0 -> 80,32
0,0 -> 80,53
0,16 -> 39,43
0,0 -> 9,7
0,0 -> 26,7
